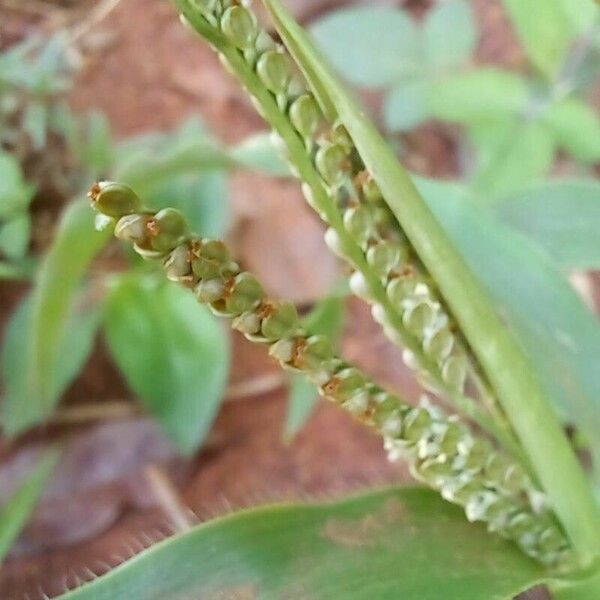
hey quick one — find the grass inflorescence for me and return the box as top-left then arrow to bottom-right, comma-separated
173,0 -> 521,460
90,180 -> 572,567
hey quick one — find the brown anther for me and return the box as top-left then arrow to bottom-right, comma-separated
315,122 -> 330,141
290,337 -> 307,369
401,265 -> 415,277
354,170 -> 371,187
222,276 -> 236,299
146,219 -> 160,237
189,240 -> 203,259
88,182 -> 101,202
257,301 -> 275,320
322,376 -> 339,397
180,274 -> 197,289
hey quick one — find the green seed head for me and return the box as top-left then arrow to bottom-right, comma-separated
164,244 -> 192,282
483,453 -> 512,486
256,50 -> 292,94
456,438 -> 493,474
423,325 -> 454,363
114,213 -> 149,244
441,354 -> 467,392
506,512 -> 537,539
402,407 -> 433,444
343,205 -> 374,248
147,208 -> 189,253
414,456 -> 453,486
537,526 -> 568,555
286,77 -> 305,99
366,240 -> 404,280
225,272 -> 265,315
342,388 -> 371,416
254,30 -> 277,54
329,122 -> 354,153
375,399 -> 405,438
232,310 -> 262,335
88,181 -> 142,218
437,421 -> 463,457
357,171 -> 383,203
386,271 -> 418,306
402,298 -> 438,335
220,5 -> 257,49
196,278 -> 227,303
465,490 -> 503,523
294,335 -> 335,380
329,367 -> 368,403
441,475 -> 483,504
190,0 -> 219,12
269,337 -> 295,363
261,301 -> 300,340
191,239 -> 231,280
315,142 -> 348,186
289,94 -> 321,141
501,464 -> 529,494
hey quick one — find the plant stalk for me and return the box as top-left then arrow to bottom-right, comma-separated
261,0 -> 600,564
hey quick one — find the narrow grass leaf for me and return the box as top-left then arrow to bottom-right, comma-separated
284,374 -> 318,441
1,293 -> 101,433
0,449 -> 59,565
1,199 -> 109,433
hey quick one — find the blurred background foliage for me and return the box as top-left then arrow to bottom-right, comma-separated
0,0 -> 599,597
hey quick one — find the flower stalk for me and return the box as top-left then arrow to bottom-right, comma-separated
90,181 -> 572,568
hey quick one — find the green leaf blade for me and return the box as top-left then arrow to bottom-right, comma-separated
1,294 -> 101,434
429,69 -> 530,124
473,120 -> 555,197
1,199 -> 108,434
310,7 -> 419,88
28,200 -> 109,419
501,0 -> 581,79
543,98 -> 600,163
104,277 -> 230,454
0,449 -> 59,565
57,488 -> 545,600
284,374 -> 318,441
417,178 -> 600,473
424,0 -> 476,71
496,180 -> 600,270
384,79 -> 432,132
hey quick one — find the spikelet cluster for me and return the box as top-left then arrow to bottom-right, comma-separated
177,0 -> 504,422
89,181 -> 572,567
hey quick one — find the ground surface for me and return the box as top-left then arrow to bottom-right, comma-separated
0,0 -> 571,598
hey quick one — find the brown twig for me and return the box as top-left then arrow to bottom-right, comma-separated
50,372 -> 286,425
144,465 -> 192,533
